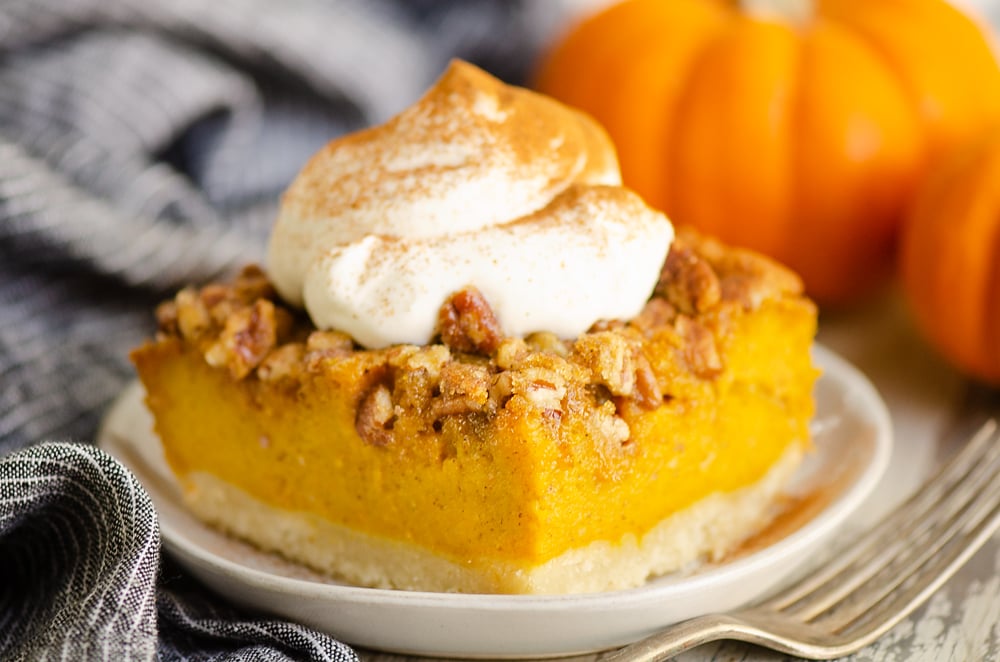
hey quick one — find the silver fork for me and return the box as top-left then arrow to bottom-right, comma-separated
600,419 -> 1000,662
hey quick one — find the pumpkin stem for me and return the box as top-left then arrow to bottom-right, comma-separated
740,0 -> 814,26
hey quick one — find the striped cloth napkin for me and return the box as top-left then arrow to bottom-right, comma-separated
0,0 -> 564,659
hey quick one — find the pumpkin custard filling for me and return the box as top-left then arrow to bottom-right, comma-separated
131,61 -> 819,594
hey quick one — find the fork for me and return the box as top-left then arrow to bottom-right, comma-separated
600,418 -> 1000,662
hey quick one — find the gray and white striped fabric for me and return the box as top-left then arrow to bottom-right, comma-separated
0,1 -> 565,659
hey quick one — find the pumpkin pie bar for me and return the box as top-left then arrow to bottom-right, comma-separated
130,61 -> 818,594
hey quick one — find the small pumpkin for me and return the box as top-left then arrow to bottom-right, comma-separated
535,0 -> 1000,305
900,124 -> 1000,385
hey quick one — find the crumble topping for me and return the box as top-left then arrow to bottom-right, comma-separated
437,287 -> 504,355
656,241 -> 721,315
356,383 -> 396,448
150,227 -> 804,458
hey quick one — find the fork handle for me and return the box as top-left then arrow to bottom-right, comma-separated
600,613 -> 841,662
598,615 -> 749,662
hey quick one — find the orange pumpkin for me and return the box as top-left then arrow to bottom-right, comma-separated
900,124 -> 1000,385
535,0 -> 1000,305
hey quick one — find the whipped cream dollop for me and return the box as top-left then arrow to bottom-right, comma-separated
267,61 -> 674,349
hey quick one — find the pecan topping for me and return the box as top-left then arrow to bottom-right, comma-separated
572,331 -> 636,397
572,331 -> 663,410
199,284 -> 229,311
522,374 -> 565,411
430,362 -> 492,418
686,228 -> 803,309
718,265 -> 804,311
586,401 -> 632,472
591,402 -> 630,447
257,344 -> 306,382
155,300 -> 179,336
656,242 -> 721,315
674,315 -> 722,379
631,298 -> 677,334
437,286 -> 504,355
387,346 -> 451,413
633,352 -> 663,409
205,299 -> 280,379
356,383 -> 396,447
175,287 -> 212,340
493,337 -> 529,371
232,264 -> 277,303
304,330 -> 353,370
143,224 -> 808,470
388,345 -> 451,380
392,367 -> 437,413
525,332 -> 569,357
588,318 -> 627,333
491,362 -> 568,412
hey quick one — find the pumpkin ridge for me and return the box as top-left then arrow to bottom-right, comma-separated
903,130 -> 1000,385
786,17 -> 919,302
949,145 -> 1000,379
604,0 -> 732,211
981,139 -> 1000,379
928,161 -> 985,376
665,18 -> 739,224
817,3 -> 921,119
986,216 -> 1000,379
671,18 -> 799,255
787,21 -> 808,278
784,18 -> 811,274
818,0 -> 1000,159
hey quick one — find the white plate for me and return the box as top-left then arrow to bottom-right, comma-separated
97,344 -> 892,659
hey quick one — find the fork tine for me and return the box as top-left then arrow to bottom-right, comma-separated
761,419 -> 1000,614
810,438 -> 1000,630
834,490 -> 1000,645
779,420 -> 1000,621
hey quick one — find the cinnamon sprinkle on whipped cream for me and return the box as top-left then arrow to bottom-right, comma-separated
266,60 -> 674,349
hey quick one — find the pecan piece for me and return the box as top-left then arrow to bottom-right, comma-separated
233,264 -> 277,303
198,284 -> 229,310
393,367 -> 437,412
586,401 -> 632,471
198,283 -> 240,327
588,318 -> 627,333
491,364 -> 567,412
631,298 -> 677,334
526,332 -> 569,357
719,266 -> 803,311
632,351 -> 663,410
591,402 -> 631,446
356,383 -> 395,447
155,300 -> 179,336
430,362 -> 492,418
572,331 -> 636,397
675,315 -> 723,379
493,337 -> 529,371
573,331 -> 662,410
205,299 -> 280,379
256,343 -> 306,382
389,344 -> 451,380
437,286 -> 504,355
304,330 -> 354,370
692,230 -> 803,308
175,287 -> 213,340
656,243 -> 721,315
